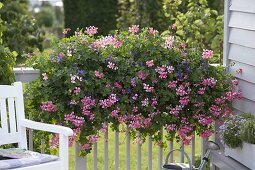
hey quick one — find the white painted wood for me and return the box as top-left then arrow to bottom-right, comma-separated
148,136 -> 152,170
28,129 -> 33,151
236,79 -> 255,101
223,0 -> 231,67
104,126 -> 108,170
191,136 -> 195,166
229,28 -> 255,49
168,141 -> 174,163
7,98 -> 17,133
41,139 -> 45,153
126,127 -> 130,170
201,138 -> 207,162
59,134 -> 69,170
16,161 -> 62,170
233,98 -> 255,114
75,143 -> 87,170
93,143 -> 97,170
228,44 -> 255,66
229,11 -> 255,31
158,129 -> 163,169
230,0 -> 255,14
179,142 -> 184,163
137,132 -> 141,170
0,86 -> 18,98
0,82 -> 73,170
0,99 -> 8,133
13,67 -> 40,83
210,150 -> 250,170
114,131 -> 119,170
229,60 -> 255,84
0,132 -> 21,145
20,119 -> 73,136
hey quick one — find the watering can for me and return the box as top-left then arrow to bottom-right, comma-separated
163,141 -> 220,170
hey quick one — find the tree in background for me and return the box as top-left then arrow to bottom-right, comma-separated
63,0 -> 118,35
34,2 -> 55,28
117,0 -> 169,32
163,0 -> 223,62
0,3 -> 17,84
0,0 -> 44,64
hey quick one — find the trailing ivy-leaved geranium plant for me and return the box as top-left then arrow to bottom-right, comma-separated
26,25 -> 241,155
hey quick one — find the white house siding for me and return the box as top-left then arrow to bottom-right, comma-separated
211,0 -> 255,169
225,0 -> 255,115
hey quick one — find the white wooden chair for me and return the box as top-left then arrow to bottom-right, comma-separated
0,82 -> 73,170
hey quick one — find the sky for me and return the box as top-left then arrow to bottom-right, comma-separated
29,0 -> 63,7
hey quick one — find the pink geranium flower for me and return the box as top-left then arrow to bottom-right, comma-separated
202,49 -> 213,59
85,26 -> 98,35
128,25 -> 139,34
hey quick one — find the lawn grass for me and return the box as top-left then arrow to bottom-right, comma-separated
69,129 -> 204,170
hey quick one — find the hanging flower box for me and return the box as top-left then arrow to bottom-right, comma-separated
225,142 -> 255,170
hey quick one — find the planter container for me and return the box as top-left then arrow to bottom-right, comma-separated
225,142 -> 255,169
13,67 -> 40,83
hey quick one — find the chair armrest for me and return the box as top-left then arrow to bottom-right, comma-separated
19,119 -> 73,136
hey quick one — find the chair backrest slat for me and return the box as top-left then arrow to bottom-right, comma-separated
0,82 -> 26,147
0,98 -> 8,133
8,98 -> 17,133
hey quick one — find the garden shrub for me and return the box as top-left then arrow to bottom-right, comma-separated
26,26 -> 240,155
0,0 -> 44,64
163,0 -> 223,63
0,2 -> 16,84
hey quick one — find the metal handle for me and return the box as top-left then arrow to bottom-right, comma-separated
164,148 -> 192,170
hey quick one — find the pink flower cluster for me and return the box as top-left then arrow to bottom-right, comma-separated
202,77 -> 217,87
81,96 -> 96,119
168,81 -> 177,88
81,134 -> 99,150
148,27 -> 158,35
129,114 -> 152,129
137,71 -> 147,80
50,134 -> 59,149
85,26 -> 98,35
170,105 -> 183,117
179,96 -> 190,106
146,60 -> 154,67
194,114 -> 214,126
202,49 -> 213,59
74,87 -> 81,95
111,107 -> 120,117
155,65 -> 174,79
42,73 -> 48,80
70,74 -> 83,83
143,83 -> 154,92
99,94 -> 118,108
165,124 -> 176,132
92,36 -> 122,49
210,105 -> 222,117
95,70 -> 104,79
65,112 -> 85,127
107,62 -> 118,70
129,25 -> 139,34
165,36 -> 175,49
201,129 -> 213,138
40,101 -> 56,112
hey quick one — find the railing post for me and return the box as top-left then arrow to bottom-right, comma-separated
104,125 -> 108,170
148,136 -> 152,170
75,143 -> 87,170
115,130 -> 119,170
126,127 -> 130,170
158,129 -> 163,169
137,132 -> 141,170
